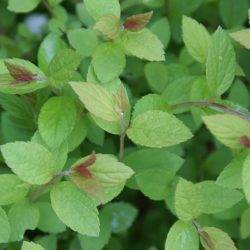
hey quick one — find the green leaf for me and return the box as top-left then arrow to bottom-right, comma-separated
8,0 -> 40,13
165,220 -> 199,250
48,49 -> 82,88
132,94 -> 169,120
0,174 -> 29,205
8,199 -> 39,242
78,210 -> 112,250
38,33 -> 67,73
175,178 -> 203,221
230,29 -> 250,50
0,59 -> 47,95
102,202 -> 138,233
240,207 -> 250,239
136,169 -> 175,200
1,142 -> 57,185
84,0 -> 121,21
200,227 -> 236,250
242,155 -> 250,203
22,241 -> 45,250
206,27 -> 236,96
50,181 -> 100,236
216,152 -> 247,189
144,62 -> 169,93
36,202 -> 66,234
35,235 -> 57,250
67,28 -> 99,57
182,16 -> 211,63
48,0 -> 63,6
70,82 -> 120,122
92,42 -> 126,83
219,0 -> 249,28
122,28 -> 165,61
38,96 -> 77,149
0,206 -> 10,243
203,114 -> 250,149
127,110 -> 193,148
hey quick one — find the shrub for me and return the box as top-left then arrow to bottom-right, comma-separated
0,0 -> 250,249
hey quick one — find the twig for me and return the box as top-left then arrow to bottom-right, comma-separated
171,101 -> 250,122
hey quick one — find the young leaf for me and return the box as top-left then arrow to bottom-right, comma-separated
206,27 -> 236,96
127,110 -> 193,148
230,29 -> 250,50
0,207 -> 10,243
124,11 -> 153,32
122,28 -> 165,61
165,220 -> 199,250
84,0 -> 121,21
203,114 -> 250,149
50,181 -> 100,236
200,227 -> 236,250
22,241 -> 45,250
8,199 -> 39,241
92,42 -> 126,83
36,202 -> 66,234
1,142 -> 57,185
0,174 -> 29,205
94,14 -> 120,40
70,82 -> 120,122
47,48 -> 82,88
67,28 -> 99,57
219,0 -> 249,28
38,96 -> 77,149
8,0 -> 40,13
182,16 -> 211,63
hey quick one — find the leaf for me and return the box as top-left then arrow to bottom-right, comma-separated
0,174 -> 29,205
92,42 -> 126,83
136,169 -> 175,200
203,114 -> 250,149
38,96 -> 77,149
127,110 -> 193,148
200,227 -> 236,250
240,207 -> 250,239
8,199 -> 39,241
219,0 -> 249,28
36,202 -> 66,234
206,27 -> 236,96
124,11 -> 153,32
67,28 -> 99,57
175,178 -> 203,221
94,14 -> 120,40
102,202 -> 138,233
37,33 -> 67,73
182,16 -> 211,63
35,235 -> 57,250
78,210 -> 112,250
0,207 -> 10,243
47,48 -> 82,88
242,155 -> 250,203
22,241 -> 45,250
0,59 -> 47,95
165,220 -> 199,250
1,142 -> 57,185
230,29 -> 250,50
144,62 -> 169,93
50,181 -> 100,236
122,28 -> 165,61
84,0 -> 121,21
8,0 -> 40,13
70,82 -> 120,122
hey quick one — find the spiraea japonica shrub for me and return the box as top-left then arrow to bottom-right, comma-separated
0,0 -> 250,249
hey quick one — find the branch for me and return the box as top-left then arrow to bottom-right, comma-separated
171,101 -> 250,122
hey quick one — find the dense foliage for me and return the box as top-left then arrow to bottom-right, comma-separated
0,0 -> 250,249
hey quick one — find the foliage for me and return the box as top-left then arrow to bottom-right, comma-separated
0,0 -> 249,249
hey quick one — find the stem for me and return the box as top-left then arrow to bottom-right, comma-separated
42,0 -> 53,15
171,101 -> 250,122
119,132 -> 126,162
